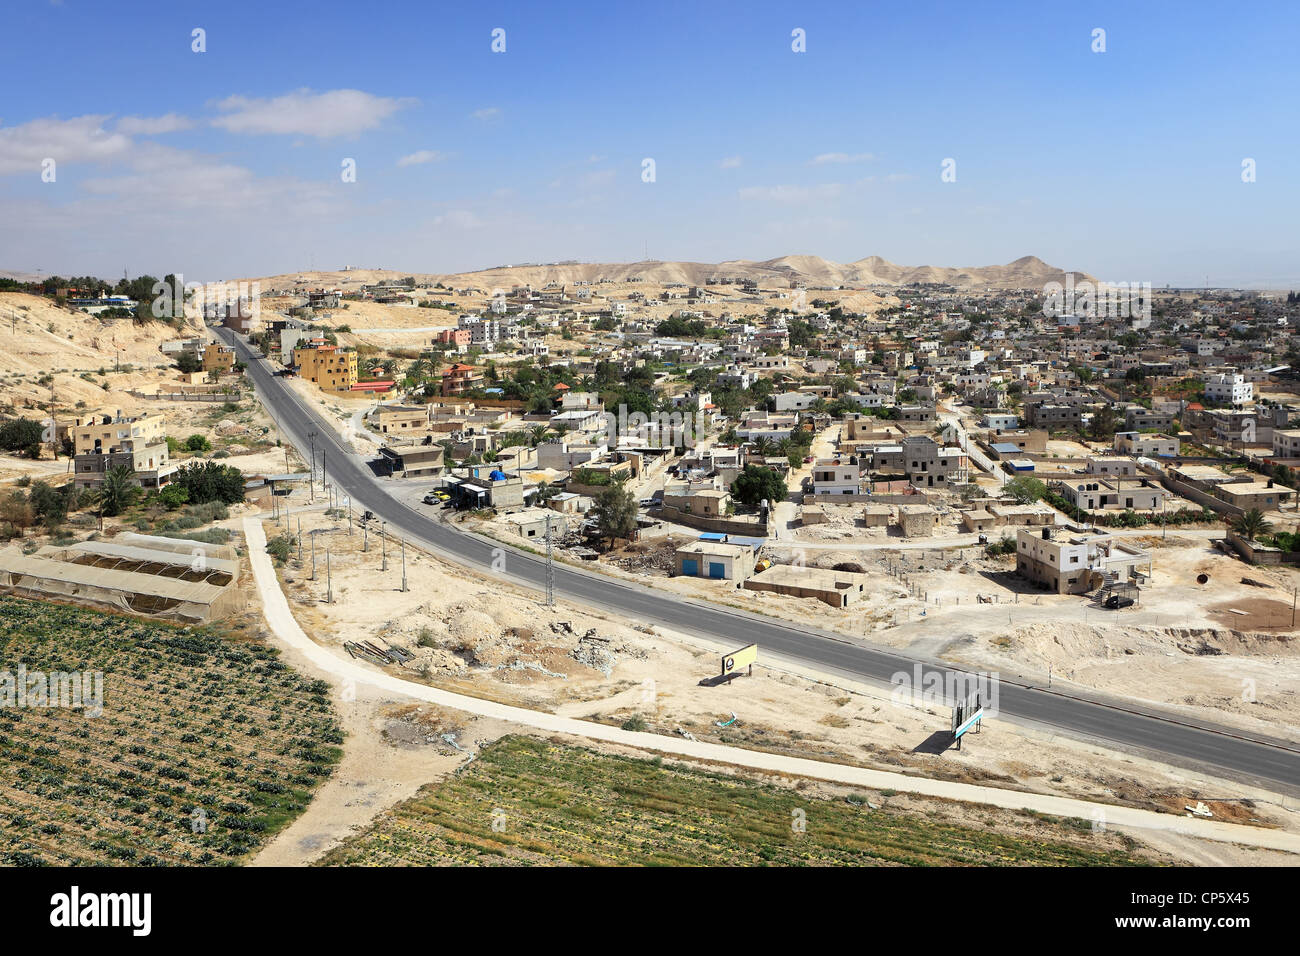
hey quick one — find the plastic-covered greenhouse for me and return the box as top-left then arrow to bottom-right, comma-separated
0,534 -> 244,623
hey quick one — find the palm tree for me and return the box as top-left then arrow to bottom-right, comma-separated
100,464 -> 137,518
1233,508 -> 1273,542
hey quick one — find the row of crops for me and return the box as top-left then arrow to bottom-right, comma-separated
319,735 -> 1149,867
0,596 -> 343,865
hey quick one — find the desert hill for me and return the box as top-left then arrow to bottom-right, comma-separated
239,254 -> 1092,294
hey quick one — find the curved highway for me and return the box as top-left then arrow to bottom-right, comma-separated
216,326 -> 1300,795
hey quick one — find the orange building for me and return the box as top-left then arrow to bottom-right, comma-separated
441,363 -> 484,397
293,344 -> 358,393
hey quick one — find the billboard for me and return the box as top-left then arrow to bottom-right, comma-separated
951,687 -> 984,740
722,643 -> 758,676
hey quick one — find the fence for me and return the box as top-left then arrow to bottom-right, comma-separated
129,390 -> 244,403
653,504 -> 767,537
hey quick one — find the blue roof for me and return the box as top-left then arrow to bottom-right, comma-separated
697,532 -> 727,542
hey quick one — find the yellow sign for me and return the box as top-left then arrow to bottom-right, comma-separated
722,643 -> 758,675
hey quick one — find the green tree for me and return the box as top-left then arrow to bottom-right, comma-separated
158,484 -> 190,510
1004,475 -> 1047,504
184,434 -> 212,452
730,465 -> 788,507
27,480 -> 68,527
171,460 -> 246,505
0,418 -> 45,455
592,481 -> 638,548
175,350 -> 203,373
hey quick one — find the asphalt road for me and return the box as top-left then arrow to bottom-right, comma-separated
217,327 -> 1300,795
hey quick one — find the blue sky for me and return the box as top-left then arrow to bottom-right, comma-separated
1,0 -> 1296,286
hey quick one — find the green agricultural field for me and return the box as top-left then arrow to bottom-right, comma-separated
0,596 -> 342,865
319,736 -> 1152,867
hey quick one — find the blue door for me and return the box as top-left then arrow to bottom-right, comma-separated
682,559 -> 698,576
708,562 -> 725,579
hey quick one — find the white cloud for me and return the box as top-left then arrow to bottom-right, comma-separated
471,107 -> 501,121
0,115 -> 132,175
397,150 -> 444,167
115,113 -> 194,136
738,183 -> 843,203
809,152 -> 874,165
719,155 -> 742,169
211,88 -> 412,137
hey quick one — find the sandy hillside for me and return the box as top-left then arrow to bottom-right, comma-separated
233,254 -> 1095,297
0,292 -> 212,414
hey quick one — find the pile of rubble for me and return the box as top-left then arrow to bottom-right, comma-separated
607,546 -> 674,574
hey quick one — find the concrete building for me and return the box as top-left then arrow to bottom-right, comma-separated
1273,429 -> 1300,460
71,410 -> 166,456
1084,457 -> 1138,478
1015,527 -> 1151,595
373,404 -> 430,435
1052,478 -> 1167,512
505,509 -> 569,541
1204,371 -> 1253,407
441,363 -> 484,397
811,458 -> 861,496
862,503 -> 892,527
871,435 -> 967,487
1124,407 -> 1176,432
1214,481 -> 1293,512
1114,431 -> 1180,458
674,540 -> 756,581
293,344 -> 358,392
743,565 -> 868,608
897,503 -> 938,537
982,411 -> 1020,430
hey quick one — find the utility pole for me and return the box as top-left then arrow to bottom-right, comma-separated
326,547 -> 333,603
311,532 -> 316,580
401,538 -> 408,592
297,517 -> 302,561
545,514 -> 555,607
48,380 -> 57,460
381,520 -> 388,571
308,431 -> 317,502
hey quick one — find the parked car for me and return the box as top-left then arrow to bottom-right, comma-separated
1105,593 -> 1134,609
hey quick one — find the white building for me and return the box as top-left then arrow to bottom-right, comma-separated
811,458 -> 861,496
1204,371 -> 1253,407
